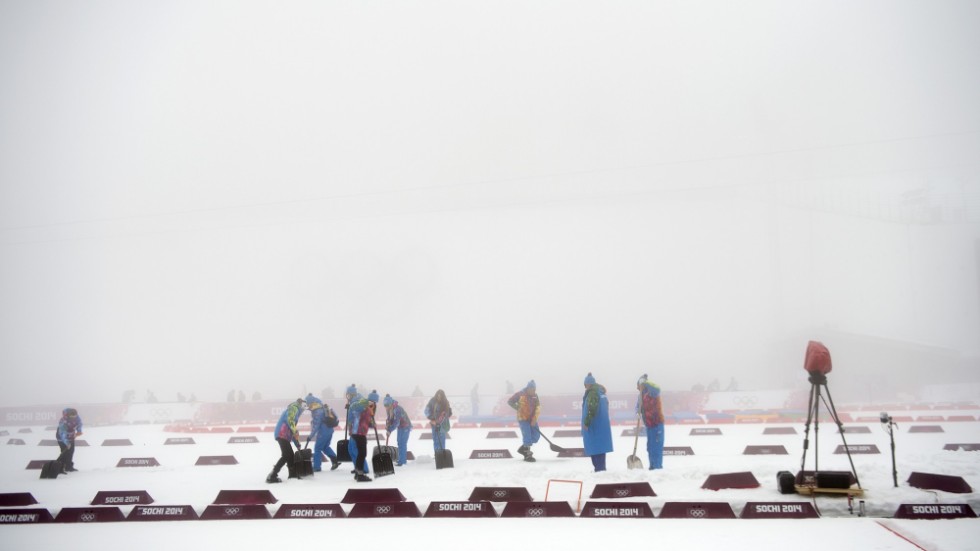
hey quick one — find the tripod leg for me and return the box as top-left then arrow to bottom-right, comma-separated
799,383 -> 817,474
889,424 -> 898,488
813,384 -> 820,473
823,384 -> 861,489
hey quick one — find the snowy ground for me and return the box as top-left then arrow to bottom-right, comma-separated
2,415 -> 979,550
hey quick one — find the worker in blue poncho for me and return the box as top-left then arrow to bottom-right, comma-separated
581,373 -> 613,472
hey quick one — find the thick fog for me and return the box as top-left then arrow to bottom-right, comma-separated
1,1 -> 979,407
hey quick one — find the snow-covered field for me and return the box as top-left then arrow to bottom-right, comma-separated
2,415 -> 979,550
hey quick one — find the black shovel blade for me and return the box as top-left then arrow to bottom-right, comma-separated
336,439 -> 351,462
372,452 -> 395,477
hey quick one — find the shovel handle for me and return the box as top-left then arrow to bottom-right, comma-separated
632,414 -> 642,455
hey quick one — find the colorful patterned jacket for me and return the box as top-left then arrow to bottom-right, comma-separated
275,401 -> 304,442
348,396 -> 375,436
507,389 -> 541,423
637,381 -> 665,426
385,402 -> 412,432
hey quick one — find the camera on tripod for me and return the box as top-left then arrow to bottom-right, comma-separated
804,340 -> 832,385
880,411 -> 892,424
794,341 -> 864,496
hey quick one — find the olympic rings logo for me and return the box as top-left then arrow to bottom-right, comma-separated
526,508 -> 545,517
688,508 -> 706,518
79,513 -> 97,522
224,507 -> 241,516
733,396 -> 757,407
375,505 -> 392,515
614,489 -> 630,497
151,409 -> 172,417
492,491 -> 508,498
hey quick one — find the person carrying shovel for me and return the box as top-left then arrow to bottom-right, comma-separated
508,380 -> 541,462
383,394 -> 412,466
637,374 -> 665,470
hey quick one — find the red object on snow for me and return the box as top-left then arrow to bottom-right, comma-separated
804,341 -> 832,375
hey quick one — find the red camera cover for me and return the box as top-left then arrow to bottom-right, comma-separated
804,341 -> 832,375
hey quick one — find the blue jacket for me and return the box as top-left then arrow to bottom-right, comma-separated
581,384 -> 613,455
307,396 -> 336,440
56,409 -> 82,446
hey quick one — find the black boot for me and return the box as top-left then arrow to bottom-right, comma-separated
330,458 -> 341,471
266,470 -> 282,483
517,445 -> 529,458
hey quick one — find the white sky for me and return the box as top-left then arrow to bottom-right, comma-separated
1,0 -> 979,406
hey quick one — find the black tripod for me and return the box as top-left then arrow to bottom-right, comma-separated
799,371 -> 862,491
881,412 -> 898,487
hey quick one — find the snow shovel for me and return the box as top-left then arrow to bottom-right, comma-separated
373,432 -> 398,461
371,425 -> 395,477
294,441 -> 314,478
627,415 -> 644,470
336,415 -> 351,462
538,430 -> 566,453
